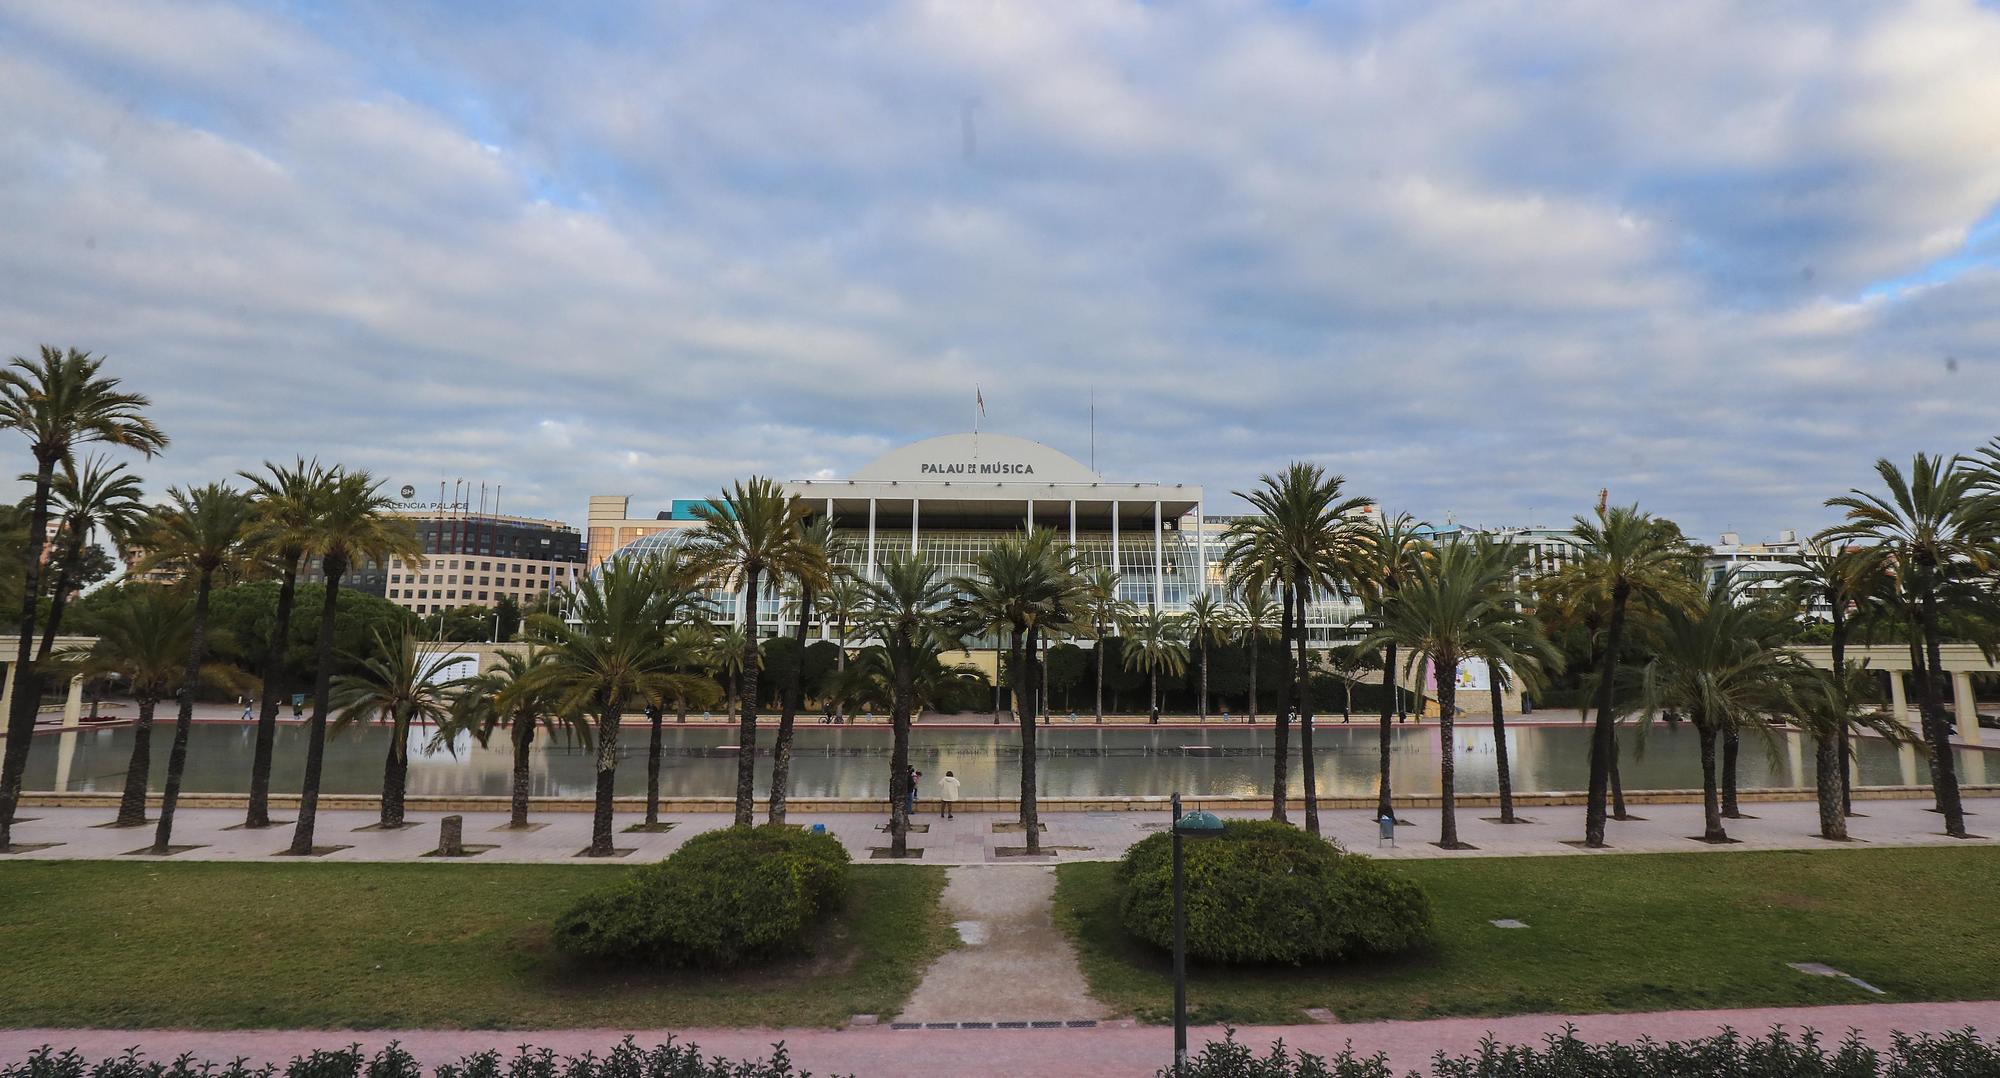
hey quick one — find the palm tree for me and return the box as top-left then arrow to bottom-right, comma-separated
135,484 -> 254,854
1357,538 -> 1555,849
616,547 -> 716,828
1222,495 -> 1298,822
59,588 -> 202,827
1566,505 -> 1701,848
709,625 -> 748,717
0,346 -> 166,851
859,553 -> 959,857
1120,608 -> 1190,716
1079,569 -> 1131,722
1469,536 -> 1545,825
690,477 -> 813,827
1631,580 -> 1811,842
286,471 -> 424,856
821,574 -> 866,722
1825,455 -> 2000,839
1232,585 -> 1280,722
1785,540 -> 1887,819
38,457 -> 147,664
1184,594 -> 1233,721
956,530 -> 1078,852
529,558 -> 678,855
238,458 -> 331,829
771,519 -> 843,824
1351,512 -> 1430,823
443,646 -> 581,829
330,631 -> 462,829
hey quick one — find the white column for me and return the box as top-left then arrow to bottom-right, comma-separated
911,497 -> 920,557
1953,670 -> 1982,745
1068,501 -> 1077,551
1196,498 -> 1206,601
866,498 -> 877,580
62,675 -> 83,727
1153,500 -> 1164,611
1110,501 -> 1120,576
1027,497 -> 1034,534
1889,669 -> 1911,730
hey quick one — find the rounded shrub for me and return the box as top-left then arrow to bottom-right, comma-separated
553,824 -> 850,968
1117,819 -> 1432,965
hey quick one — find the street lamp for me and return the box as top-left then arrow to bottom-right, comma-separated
1170,792 -> 1225,1076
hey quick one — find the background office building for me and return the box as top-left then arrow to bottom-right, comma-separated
299,507 -> 585,616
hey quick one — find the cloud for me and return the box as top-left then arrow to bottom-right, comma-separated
0,0 -> 1997,546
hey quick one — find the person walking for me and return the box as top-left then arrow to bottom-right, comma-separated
939,770 -> 961,819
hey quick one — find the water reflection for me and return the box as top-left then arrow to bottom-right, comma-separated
21,721 -> 1992,800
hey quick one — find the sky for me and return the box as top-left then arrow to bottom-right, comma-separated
2,1 -> 1998,542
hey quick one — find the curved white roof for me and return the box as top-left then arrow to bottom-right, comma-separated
849,433 -> 1100,484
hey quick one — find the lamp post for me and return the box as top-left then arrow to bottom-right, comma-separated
1170,792 -> 1225,1076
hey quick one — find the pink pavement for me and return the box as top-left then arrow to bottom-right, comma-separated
3,1001 -> 1997,1077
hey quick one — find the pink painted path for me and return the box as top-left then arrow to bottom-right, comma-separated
3,1001 -> 1995,1077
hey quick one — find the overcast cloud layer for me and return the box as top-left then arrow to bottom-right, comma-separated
2,0 -> 1998,540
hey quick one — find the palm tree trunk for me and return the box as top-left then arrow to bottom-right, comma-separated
1698,719 -> 1726,841
509,710 -> 532,828
645,704 -> 664,826
1018,624 -> 1040,854
1269,585 -> 1293,824
733,572 -> 761,828
1491,670 -> 1515,824
1830,607 -> 1854,818
1584,582 -> 1631,848
153,567 -> 215,853
0,455 -> 60,850
115,697 -> 158,826
1198,639 -> 1208,721
770,593 -> 813,825
1247,633 -> 1258,722
1611,741 -> 1630,819
1374,643 -> 1397,821
381,713 -> 408,829
1917,588 -> 1965,836
286,561 -> 346,855
246,553 -> 300,828
1436,651 -> 1462,848
834,618 -> 848,722
1720,727 -> 1742,818
34,532 -> 84,664
589,702 -> 621,854
1814,727 -> 1847,840
889,645 -> 914,857
1093,625 -> 1105,723
1295,584 -> 1319,836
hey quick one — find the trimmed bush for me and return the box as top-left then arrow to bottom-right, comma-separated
553,826 -> 850,968
1168,1025 -> 2000,1077
1118,820 -> 1431,964
1,1038 -> 841,1078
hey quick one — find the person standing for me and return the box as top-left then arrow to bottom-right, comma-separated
939,770 -> 961,819
906,766 -> 920,815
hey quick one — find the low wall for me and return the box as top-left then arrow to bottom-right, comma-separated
23,785 -> 1999,815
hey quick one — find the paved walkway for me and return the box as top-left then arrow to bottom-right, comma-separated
3,1001 -> 1995,1075
3,794 -> 1992,864
895,866 -> 1108,1025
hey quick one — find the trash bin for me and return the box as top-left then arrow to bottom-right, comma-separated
1377,814 -> 1396,847
810,823 -> 827,835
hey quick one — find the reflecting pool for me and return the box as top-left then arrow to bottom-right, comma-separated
22,720 -> 1992,800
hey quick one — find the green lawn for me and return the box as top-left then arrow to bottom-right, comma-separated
0,861 -> 953,1029
1055,846 -> 2000,1026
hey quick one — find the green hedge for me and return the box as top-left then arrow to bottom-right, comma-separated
1118,820 -> 1431,965
553,826 -> 850,968
1170,1025 -> 2000,1077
